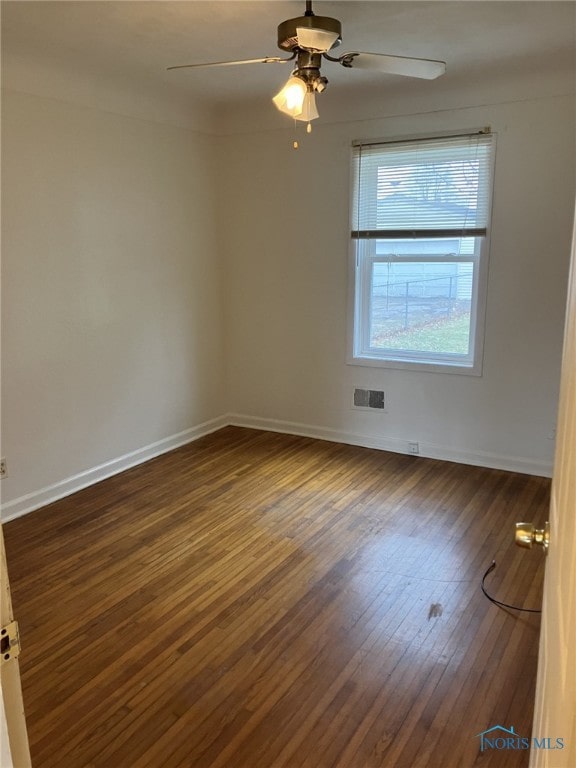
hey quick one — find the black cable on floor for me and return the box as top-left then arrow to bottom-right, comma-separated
481,560 -> 542,613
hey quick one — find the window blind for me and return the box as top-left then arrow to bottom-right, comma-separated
352,133 -> 494,239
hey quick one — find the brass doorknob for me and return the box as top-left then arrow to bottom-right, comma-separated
515,521 -> 550,552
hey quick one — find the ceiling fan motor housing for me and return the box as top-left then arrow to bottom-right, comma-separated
277,15 -> 342,52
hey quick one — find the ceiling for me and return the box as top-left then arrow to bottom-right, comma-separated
2,1 -> 575,127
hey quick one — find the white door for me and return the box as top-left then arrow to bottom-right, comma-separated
529,208 -> 576,767
0,525 -> 32,767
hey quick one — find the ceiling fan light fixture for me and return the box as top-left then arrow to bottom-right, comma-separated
272,75 -> 308,117
168,1 -> 447,132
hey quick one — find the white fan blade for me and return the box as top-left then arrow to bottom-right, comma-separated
296,26 -> 340,53
167,57 -> 293,71
340,52 -> 446,80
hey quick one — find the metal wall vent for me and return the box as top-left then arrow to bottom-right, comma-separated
353,388 -> 385,410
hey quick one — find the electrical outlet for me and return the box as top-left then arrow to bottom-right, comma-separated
0,458 -> 6,478
408,442 -> 420,455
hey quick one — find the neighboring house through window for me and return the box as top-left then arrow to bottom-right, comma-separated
349,131 -> 495,374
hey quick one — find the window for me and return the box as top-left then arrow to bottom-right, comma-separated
349,132 -> 495,374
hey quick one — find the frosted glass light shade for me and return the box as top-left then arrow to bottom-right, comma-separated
272,76 -> 307,117
294,91 -> 319,122
296,27 -> 340,53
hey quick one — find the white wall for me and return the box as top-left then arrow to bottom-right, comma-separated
1,90 -> 225,516
220,92 -> 575,476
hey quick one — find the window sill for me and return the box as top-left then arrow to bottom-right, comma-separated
347,353 -> 482,376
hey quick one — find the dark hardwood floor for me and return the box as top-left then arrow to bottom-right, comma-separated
4,426 -> 549,767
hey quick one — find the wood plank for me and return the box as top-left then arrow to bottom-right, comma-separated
3,427 -> 549,767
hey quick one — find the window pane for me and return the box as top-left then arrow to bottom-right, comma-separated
350,133 -> 494,372
352,134 -> 494,234
369,261 -> 473,356
376,237 -> 475,258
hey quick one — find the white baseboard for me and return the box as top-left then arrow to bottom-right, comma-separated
1,411 -> 553,523
0,415 -> 229,522
228,413 -> 554,478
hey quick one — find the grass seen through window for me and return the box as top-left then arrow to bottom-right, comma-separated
370,306 -> 471,355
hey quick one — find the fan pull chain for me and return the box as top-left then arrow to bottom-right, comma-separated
292,119 -> 312,148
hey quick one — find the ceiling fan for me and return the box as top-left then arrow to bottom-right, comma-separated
168,1 -> 446,130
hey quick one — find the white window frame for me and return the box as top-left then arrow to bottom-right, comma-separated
347,131 -> 495,376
